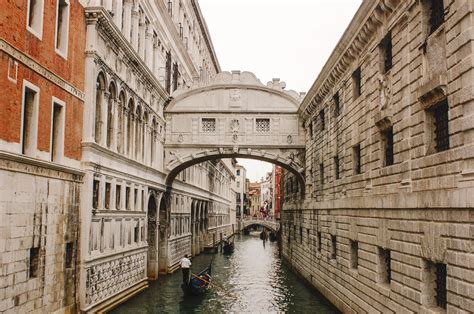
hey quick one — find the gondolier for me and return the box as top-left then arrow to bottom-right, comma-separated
180,254 -> 192,284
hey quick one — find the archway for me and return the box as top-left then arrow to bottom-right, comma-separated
158,196 -> 169,274
147,192 -> 158,279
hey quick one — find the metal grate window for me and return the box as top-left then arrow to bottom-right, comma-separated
331,235 -> 337,259
333,92 -> 340,117
379,247 -> 391,284
429,0 -> 445,34
256,118 -> 270,132
433,100 -> 449,152
320,163 -> 324,185
353,68 -> 362,98
353,144 -> 361,174
202,118 -> 216,133
380,32 -> 393,73
435,263 -> 447,309
384,127 -> 394,166
334,155 -> 340,179
317,231 -> 322,252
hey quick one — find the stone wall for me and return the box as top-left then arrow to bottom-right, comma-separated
284,0 -> 474,313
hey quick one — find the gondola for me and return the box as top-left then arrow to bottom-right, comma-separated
223,241 -> 234,254
181,261 -> 212,295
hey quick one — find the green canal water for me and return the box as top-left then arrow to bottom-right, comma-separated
111,233 -> 339,313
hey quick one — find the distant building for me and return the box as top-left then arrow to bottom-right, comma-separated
235,164 -> 247,218
260,171 -> 273,216
273,166 -> 283,220
248,182 -> 261,217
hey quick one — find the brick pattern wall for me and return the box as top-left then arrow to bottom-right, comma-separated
283,0 -> 474,313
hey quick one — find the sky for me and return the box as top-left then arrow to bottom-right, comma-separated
198,0 -> 362,181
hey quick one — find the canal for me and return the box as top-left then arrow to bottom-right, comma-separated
112,233 -> 339,313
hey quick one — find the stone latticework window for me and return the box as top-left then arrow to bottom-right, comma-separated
256,118 -> 270,132
202,118 -> 216,132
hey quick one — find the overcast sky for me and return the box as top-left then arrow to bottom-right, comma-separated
198,0 -> 362,181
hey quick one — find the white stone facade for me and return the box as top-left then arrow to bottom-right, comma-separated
283,0 -> 474,313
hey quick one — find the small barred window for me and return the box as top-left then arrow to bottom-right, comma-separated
202,118 -> 216,133
256,118 -> 270,132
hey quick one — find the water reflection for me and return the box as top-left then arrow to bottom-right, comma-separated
112,233 -> 339,313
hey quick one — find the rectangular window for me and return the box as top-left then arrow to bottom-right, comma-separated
27,0 -> 44,39
236,170 -> 240,176
134,222 -> 139,243
256,118 -> 270,132
22,82 -> 39,156
333,92 -> 340,117
383,127 -> 394,166
29,247 -> 40,278
319,163 -> 324,185
319,109 -> 325,130
116,184 -> 121,209
309,120 -> 313,140
331,235 -> 337,259
353,144 -> 361,174
237,181 -> 240,188
350,240 -> 358,269
424,260 -> 447,309
380,32 -> 393,74
172,62 -> 179,91
165,51 -> 171,94
92,180 -> 99,209
126,186 -> 131,210
167,0 -> 172,15
378,247 -> 391,284
55,0 -> 70,58
202,118 -> 216,132
105,182 -> 111,209
65,242 -> 73,269
134,188 -> 138,210
334,156 -> 340,180
432,100 -> 450,152
352,68 -> 362,99
51,100 -> 65,162
317,231 -> 322,252
299,226 -> 303,243
428,0 -> 445,34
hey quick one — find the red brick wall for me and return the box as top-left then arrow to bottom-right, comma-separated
0,0 -> 85,160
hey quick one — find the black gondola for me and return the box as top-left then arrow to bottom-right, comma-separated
223,241 -> 234,254
181,261 -> 212,295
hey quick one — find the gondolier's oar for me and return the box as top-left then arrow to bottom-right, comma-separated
191,273 -> 233,296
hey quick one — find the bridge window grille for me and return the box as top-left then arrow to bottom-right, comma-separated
378,247 -> 391,284
256,118 -> 270,132
433,100 -> 450,152
380,32 -> 393,74
202,118 -> 216,133
424,260 -> 447,309
350,240 -> 358,269
317,231 -> 322,252
331,235 -> 337,259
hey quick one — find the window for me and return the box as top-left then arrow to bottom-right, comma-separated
379,32 -> 393,74
167,0 -> 172,15
353,144 -> 361,174
350,240 -> 358,269
116,184 -> 121,209
172,62 -> 179,91
334,92 -> 340,117
105,182 -> 111,209
22,81 -> 39,156
256,118 -> 270,132
65,242 -> 73,269
378,247 -> 391,284
309,120 -> 313,140
165,51 -> 171,93
27,0 -> 44,39
134,188 -> 138,210
352,68 -> 362,99
134,222 -> 139,242
126,186 -> 131,210
319,163 -> 324,185
236,170 -> 240,176
432,100 -> 450,152
202,118 -> 216,132
92,180 -> 99,209
237,181 -> 240,188
29,247 -> 40,278
423,260 -> 447,309
382,127 -> 394,166
331,235 -> 337,259
334,156 -> 340,180
299,226 -> 303,243
317,231 -> 322,252
51,99 -> 65,162
426,0 -> 445,35
55,0 -> 70,58
319,109 -> 325,130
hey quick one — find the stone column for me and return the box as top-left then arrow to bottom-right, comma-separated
112,100 -> 119,152
122,0 -> 132,42
84,15 -> 98,143
101,92 -> 110,146
139,21 -> 146,60
146,27 -> 153,70
131,9 -> 140,52
130,114 -> 136,159
123,108 -> 129,156
114,0 -> 123,30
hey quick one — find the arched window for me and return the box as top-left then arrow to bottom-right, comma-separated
95,73 -> 106,144
151,117 -> 157,166
106,82 -> 116,149
117,91 -> 126,154
127,99 -> 134,156
135,105 -> 142,160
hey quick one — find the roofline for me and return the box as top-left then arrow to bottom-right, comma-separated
191,0 -> 221,73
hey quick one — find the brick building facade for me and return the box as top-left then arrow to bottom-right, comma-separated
283,0 -> 474,312
0,0 -> 85,312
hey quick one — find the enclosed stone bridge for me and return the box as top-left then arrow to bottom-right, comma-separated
241,218 -> 280,233
164,71 -> 305,189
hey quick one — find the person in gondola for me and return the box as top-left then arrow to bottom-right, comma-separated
180,254 -> 192,284
223,233 -> 228,244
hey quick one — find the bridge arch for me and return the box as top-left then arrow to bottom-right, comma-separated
164,70 -> 306,191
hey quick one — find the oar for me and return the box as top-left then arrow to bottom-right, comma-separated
191,273 -> 233,296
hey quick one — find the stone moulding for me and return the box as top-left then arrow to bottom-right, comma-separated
0,39 -> 85,101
